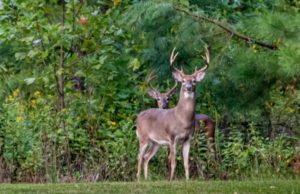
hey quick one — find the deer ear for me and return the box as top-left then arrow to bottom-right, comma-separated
172,71 -> 183,82
195,71 -> 206,82
147,90 -> 158,99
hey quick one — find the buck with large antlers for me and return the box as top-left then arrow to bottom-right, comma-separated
147,73 -> 216,159
136,47 -> 210,181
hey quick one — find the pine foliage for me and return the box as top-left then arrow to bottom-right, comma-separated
0,0 -> 299,182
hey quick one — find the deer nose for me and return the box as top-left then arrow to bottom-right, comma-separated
161,100 -> 168,109
186,83 -> 193,91
162,103 -> 168,109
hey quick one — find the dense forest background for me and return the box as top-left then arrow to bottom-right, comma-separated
0,0 -> 299,182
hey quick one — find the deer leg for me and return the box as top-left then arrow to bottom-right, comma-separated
137,142 -> 148,182
182,141 -> 190,180
204,123 -> 216,160
143,143 -> 159,180
207,137 -> 216,159
168,142 -> 176,181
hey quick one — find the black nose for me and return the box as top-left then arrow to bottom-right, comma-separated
162,104 -> 168,109
186,84 -> 192,91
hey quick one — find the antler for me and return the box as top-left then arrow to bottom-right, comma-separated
201,47 -> 210,71
170,47 -> 184,74
170,47 -> 179,65
146,71 -> 158,92
193,47 -> 210,73
166,80 -> 178,96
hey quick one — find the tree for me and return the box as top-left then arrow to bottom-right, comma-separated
0,0 -> 299,182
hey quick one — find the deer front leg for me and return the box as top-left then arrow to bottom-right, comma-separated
182,141 -> 190,180
143,143 -> 159,180
168,142 -> 176,181
137,142 -> 148,182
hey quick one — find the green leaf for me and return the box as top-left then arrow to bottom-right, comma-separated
129,58 -> 140,71
0,65 -> 7,72
24,77 -> 36,85
15,52 -> 27,60
75,70 -> 85,76
56,68 -> 64,75
179,0 -> 189,7
92,64 -> 102,70
27,50 -> 39,58
99,56 -> 107,65
21,36 -> 34,44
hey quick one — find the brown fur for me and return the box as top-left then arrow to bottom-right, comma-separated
136,67 -> 206,181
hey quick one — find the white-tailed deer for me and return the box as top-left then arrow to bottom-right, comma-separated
147,73 -> 216,159
136,48 -> 209,181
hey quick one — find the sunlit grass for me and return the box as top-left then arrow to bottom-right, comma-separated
0,179 -> 299,194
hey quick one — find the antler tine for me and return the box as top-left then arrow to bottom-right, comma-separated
146,71 -> 158,92
169,47 -> 184,74
202,47 -> 210,65
194,47 -> 210,73
166,80 -> 178,96
200,47 -> 210,71
169,47 -> 179,65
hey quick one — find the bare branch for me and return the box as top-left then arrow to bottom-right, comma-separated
174,6 -> 278,50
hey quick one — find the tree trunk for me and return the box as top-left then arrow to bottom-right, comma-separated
58,0 -> 65,112
58,0 -> 71,176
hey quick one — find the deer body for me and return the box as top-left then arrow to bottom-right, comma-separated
147,88 -> 216,159
138,84 -> 197,141
137,108 -> 194,146
136,47 -> 209,181
136,83 -> 197,181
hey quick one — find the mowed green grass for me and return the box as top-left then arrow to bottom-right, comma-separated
0,180 -> 299,194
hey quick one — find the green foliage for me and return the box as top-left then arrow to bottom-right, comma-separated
0,0 -> 299,182
219,127 -> 294,178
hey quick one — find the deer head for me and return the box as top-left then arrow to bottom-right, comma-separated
170,47 -> 209,98
146,72 -> 178,109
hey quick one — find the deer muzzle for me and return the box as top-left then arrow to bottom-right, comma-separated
185,83 -> 193,92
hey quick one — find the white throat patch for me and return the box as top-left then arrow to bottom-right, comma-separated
184,92 -> 194,99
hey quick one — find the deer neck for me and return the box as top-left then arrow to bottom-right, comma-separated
175,87 -> 196,121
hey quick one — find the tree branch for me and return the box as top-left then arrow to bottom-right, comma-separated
174,6 -> 278,50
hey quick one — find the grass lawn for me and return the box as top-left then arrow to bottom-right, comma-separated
0,179 -> 299,194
